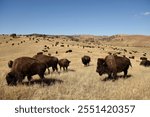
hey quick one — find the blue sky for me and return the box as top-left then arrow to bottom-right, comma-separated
0,0 -> 150,35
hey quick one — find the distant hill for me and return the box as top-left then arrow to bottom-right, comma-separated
99,35 -> 150,47
0,34 -> 150,47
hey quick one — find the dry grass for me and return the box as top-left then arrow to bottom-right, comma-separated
0,34 -> 150,100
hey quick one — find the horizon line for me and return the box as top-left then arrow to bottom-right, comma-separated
0,33 -> 150,36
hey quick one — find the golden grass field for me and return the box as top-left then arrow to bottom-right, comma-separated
0,34 -> 150,100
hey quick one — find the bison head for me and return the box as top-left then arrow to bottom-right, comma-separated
96,58 -> 107,75
5,72 -> 17,86
68,60 -> 71,64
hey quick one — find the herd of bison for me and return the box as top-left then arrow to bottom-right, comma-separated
6,50 -> 150,86
1,35 -> 149,86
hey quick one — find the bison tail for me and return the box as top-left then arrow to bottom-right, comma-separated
129,63 -> 132,67
8,60 -> 13,68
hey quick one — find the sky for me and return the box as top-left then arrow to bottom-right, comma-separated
0,0 -> 150,35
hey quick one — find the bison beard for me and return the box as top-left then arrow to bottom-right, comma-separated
96,55 -> 132,81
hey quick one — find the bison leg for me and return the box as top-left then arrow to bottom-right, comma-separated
108,74 -> 112,79
55,66 -> 58,72
60,66 -> 62,71
105,73 -> 113,81
123,70 -> 128,78
47,68 -> 50,74
52,67 -> 55,72
39,74 -> 45,87
17,74 -> 25,85
66,67 -> 68,71
54,66 -> 59,74
112,71 -> 117,81
27,76 -> 32,85
18,79 -> 22,84
63,67 -> 65,71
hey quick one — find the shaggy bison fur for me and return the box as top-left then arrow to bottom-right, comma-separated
81,55 -> 91,66
58,59 -> 71,71
96,55 -> 132,81
140,60 -> 150,67
6,57 -> 46,86
33,54 -> 58,73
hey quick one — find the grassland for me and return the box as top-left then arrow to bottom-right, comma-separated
0,34 -> 150,99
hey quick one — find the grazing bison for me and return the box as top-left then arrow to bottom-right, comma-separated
58,59 -> 71,71
81,55 -> 91,66
33,54 -> 58,73
140,60 -> 150,67
129,56 -> 135,59
143,53 -> 146,56
140,57 -> 147,61
96,55 -> 132,80
66,49 -> 72,53
8,60 -> 13,68
6,57 -> 46,86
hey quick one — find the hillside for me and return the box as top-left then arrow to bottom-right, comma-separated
0,34 -> 150,99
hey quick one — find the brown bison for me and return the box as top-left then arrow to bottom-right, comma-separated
140,60 -> 150,67
140,57 -> 147,61
58,59 -> 71,71
96,55 -> 132,80
33,54 -> 58,73
129,56 -> 135,59
6,57 -> 46,86
81,55 -> 91,66
66,49 -> 72,53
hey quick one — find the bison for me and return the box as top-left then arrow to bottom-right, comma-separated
58,59 -> 71,71
6,57 -> 46,86
96,55 -> 132,81
81,55 -> 91,66
33,54 -> 58,73
66,49 -> 72,53
140,57 -> 147,61
140,60 -> 150,67
129,56 -> 135,59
